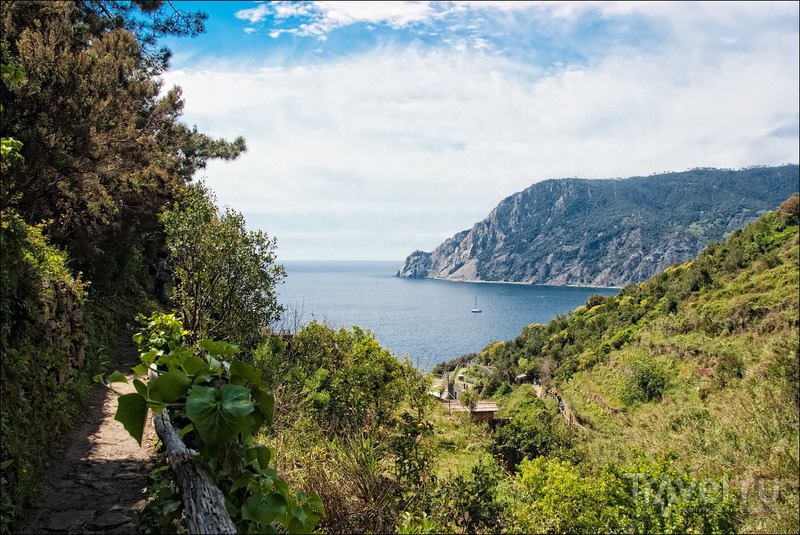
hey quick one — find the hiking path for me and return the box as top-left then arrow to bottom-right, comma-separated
18,331 -> 157,534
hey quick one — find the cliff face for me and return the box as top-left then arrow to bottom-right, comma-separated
397,165 -> 799,287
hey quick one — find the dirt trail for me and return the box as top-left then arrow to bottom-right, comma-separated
18,332 -> 157,534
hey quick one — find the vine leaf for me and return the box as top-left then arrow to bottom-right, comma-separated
253,388 -> 275,428
230,359 -> 267,389
199,338 -> 240,357
306,493 -> 325,515
133,378 -> 148,397
115,393 -> 148,445
182,355 -> 208,376
244,445 -> 272,471
107,370 -> 129,383
150,369 -> 191,403
241,492 -> 287,526
186,384 -> 254,445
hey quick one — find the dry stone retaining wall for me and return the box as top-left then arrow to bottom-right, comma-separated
34,278 -> 89,385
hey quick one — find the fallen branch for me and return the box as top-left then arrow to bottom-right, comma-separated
152,410 -> 236,534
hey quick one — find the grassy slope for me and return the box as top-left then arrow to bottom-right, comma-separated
565,198 -> 798,533
468,195 -> 799,533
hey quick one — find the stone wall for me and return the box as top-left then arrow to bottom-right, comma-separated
34,279 -> 89,385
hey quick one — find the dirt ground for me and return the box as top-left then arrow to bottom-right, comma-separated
17,332 -> 158,534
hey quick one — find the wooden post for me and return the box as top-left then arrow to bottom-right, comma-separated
152,410 -> 237,534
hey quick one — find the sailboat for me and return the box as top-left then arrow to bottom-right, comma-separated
471,296 -> 482,313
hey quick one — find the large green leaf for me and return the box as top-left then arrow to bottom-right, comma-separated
182,355 -> 208,376
253,388 -> 275,428
241,492 -> 287,526
199,338 -> 240,357
230,471 -> 254,493
140,348 -> 160,366
306,493 -> 325,515
244,445 -> 272,471
169,345 -> 195,364
185,385 -> 254,445
106,370 -> 129,383
230,359 -> 266,389
133,378 -> 148,397
150,369 -> 191,403
115,393 -> 148,445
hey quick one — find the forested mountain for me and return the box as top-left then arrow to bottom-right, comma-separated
398,165 -> 799,287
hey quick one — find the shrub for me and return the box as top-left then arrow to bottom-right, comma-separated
490,393 -> 577,470
506,452 -> 742,534
433,458 -> 506,534
160,183 -> 285,350
620,353 -> 671,405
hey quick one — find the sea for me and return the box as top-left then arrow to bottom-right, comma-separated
277,261 -> 619,371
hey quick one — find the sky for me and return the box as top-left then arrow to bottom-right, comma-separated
158,1 -> 800,261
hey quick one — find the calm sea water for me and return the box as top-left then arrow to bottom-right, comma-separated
277,261 -> 618,370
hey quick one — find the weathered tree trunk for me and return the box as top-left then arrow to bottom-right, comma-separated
152,410 -> 237,534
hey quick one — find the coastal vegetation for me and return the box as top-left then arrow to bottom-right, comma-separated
107,193 -> 799,534
1,1 -> 797,534
433,193 -> 799,534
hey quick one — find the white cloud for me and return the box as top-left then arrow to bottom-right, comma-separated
234,0 -> 800,45
234,3 -> 271,24
237,0 -> 440,38
235,0 -> 609,39
311,1 -> 437,28
167,1 -> 798,260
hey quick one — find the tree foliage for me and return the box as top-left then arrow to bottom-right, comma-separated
619,352 -> 671,404
257,321 -> 422,437
251,322 -> 439,533
160,183 -> 285,350
0,0 -> 245,288
1,3 -> 254,530
434,458 -> 506,534
73,0 -> 208,72
490,388 -> 578,471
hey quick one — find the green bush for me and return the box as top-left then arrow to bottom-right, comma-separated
490,397 -> 578,470
506,456 -> 628,534
431,458 -> 506,534
161,183 -> 285,350
619,353 -> 671,405
506,451 -> 742,534
260,321 -> 424,438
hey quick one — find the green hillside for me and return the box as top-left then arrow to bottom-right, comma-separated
459,194 -> 799,533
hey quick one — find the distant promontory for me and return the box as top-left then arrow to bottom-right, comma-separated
397,165 -> 799,287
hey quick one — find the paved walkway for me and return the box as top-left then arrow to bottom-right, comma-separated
18,332 -> 157,534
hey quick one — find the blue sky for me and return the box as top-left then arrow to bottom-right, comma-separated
158,1 -> 799,261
